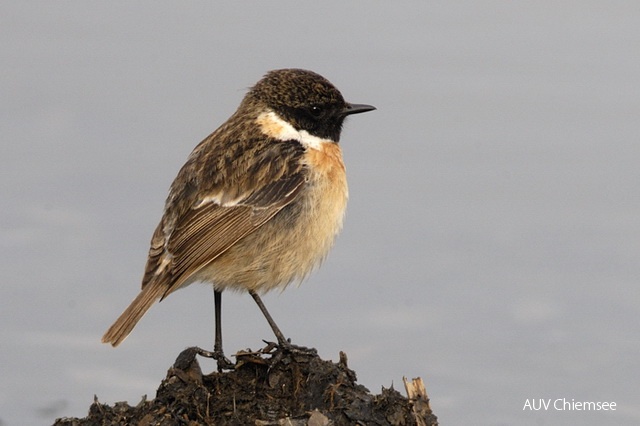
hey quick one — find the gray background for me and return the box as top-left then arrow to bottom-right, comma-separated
2,2 -> 639,425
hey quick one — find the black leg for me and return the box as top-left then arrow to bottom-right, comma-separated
174,290 -> 234,372
249,290 -> 288,346
211,289 -> 234,371
214,290 -> 223,353
249,290 -> 317,355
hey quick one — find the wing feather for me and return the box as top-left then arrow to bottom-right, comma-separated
154,171 -> 305,297
141,124 -> 308,296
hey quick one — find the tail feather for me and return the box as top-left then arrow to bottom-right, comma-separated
101,281 -> 167,347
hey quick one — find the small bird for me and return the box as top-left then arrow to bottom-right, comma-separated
101,69 -> 375,368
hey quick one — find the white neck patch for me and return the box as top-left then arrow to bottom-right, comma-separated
256,111 -> 333,150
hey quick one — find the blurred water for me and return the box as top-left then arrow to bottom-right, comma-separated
2,2 -> 639,425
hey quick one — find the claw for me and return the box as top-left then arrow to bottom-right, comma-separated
211,351 -> 235,371
279,341 -> 318,356
175,346 -> 234,372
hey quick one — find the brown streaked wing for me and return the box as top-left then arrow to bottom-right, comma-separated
161,172 -> 306,296
141,222 -> 166,289
241,173 -> 306,208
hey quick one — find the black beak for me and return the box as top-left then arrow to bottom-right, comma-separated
342,103 -> 376,116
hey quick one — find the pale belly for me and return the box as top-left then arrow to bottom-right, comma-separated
193,167 -> 348,293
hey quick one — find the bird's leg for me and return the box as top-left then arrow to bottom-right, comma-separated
180,290 -> 234,372
211,290 -> 234,371
249,290 -> 317,355
249,290 -> 287,345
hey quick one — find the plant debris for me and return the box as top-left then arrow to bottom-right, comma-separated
54,344 -> 437,425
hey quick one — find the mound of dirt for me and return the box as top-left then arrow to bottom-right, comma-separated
54,344 -> 437,425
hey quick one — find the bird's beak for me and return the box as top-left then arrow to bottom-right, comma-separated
342,103 -> 376,116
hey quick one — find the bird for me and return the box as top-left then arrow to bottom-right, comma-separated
101,68 -> 375,369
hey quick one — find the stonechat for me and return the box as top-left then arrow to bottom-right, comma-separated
102,69 -> 375,368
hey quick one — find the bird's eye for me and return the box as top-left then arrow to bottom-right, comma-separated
307,105 -> 324,118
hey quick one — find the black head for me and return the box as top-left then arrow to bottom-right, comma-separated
249,69 -> 375,142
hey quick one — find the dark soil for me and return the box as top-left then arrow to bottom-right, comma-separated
54,344 -> 437,425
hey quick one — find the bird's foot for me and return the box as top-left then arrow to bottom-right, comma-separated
262,339 -> 318,356
210,350 -> 236,372
259,339 -> 318,366
175,346 -> 234,372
